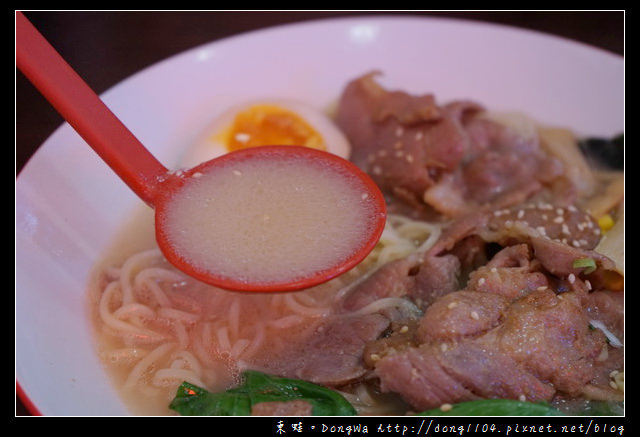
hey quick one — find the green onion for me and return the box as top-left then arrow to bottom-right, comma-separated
572,257 -> 597,274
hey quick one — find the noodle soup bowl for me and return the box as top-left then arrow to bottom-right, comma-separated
16,15 -> 623,415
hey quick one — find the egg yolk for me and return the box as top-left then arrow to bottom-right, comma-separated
217,104 -> 327,152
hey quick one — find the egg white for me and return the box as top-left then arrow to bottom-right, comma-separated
180,99 -> 351,168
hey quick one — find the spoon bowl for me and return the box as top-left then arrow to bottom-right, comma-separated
16,11 -> 386,292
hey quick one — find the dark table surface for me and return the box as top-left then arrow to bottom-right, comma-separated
15,10 -> 624,417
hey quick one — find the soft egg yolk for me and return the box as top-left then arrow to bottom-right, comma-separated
216,104 -> 327,152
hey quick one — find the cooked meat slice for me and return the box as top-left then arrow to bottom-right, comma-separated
410,254 -> 461,310
251,399 -> 313,416
375,342 -> 554,411
494,288 -> 605,395
335,72 -> 567,217
466,244 -> 549,300
255,313 -> 390,387
341,253 -> 460,313
416,290 -> 508,343
374,287 -> 608,410
341,257 -> 415,312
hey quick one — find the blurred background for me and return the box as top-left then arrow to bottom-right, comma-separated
15,10 -> 624,416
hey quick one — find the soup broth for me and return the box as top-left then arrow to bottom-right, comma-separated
161,151 -> 380,285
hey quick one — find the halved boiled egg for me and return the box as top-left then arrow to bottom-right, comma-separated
180,99 -> 351,168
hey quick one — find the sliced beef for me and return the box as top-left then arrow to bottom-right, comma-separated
428,202 -> 602,258
375,342 -> 555,411
374,288 -> 608,410
342,253 -> 461,313
254,313 -> 390,387
410,254 -> 462,309
416,290 -> 509,343
251,399 -> 313,416
466,244 -> 549,300
335,72 -> 567,217
494,288 -> 605,395
341,257 -> 415,312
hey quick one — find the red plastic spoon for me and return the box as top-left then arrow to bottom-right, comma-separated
16,12 -> 386,292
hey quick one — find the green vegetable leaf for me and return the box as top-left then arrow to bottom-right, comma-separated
169,370 -> 357,416
415,399 -> 564,416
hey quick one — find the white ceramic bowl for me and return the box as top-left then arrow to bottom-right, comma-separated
16,15 -> 623,416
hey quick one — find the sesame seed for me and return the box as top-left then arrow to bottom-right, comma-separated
415,132 -> 423,141
519,394 -> 527,402
562,223 -> 570,235
536,226 -> 548,237
406,154 -> 414,163
372,166 -> 382,175
568,273 -> 576,284
537,285 -> 548,291
585,280 -> 592,290
490,267 -> 497,273
370,353 -> 380,362
470,311 -> 480,320
361,193 -> 369,200
395,126 -> 404,137
478,277 -> 486,286
192,172 -> 203,178
399,325 -> 409,334
553,216 -> 564,224
232,170 -> 242,176
447,301 -> 458,309
440,403 -> 453,412
517,209 -> 525,219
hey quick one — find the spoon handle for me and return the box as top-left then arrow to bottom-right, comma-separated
16,11 -> 168,206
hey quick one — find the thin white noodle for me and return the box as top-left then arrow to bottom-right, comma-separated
228,299 -> 240,339
95,213 -> 445,413
157,307 -> 200,323
124,342 -> 175,389
100,347 -> 149,365
282,293 -> 330,317
237,321 -> 266,360
229,339 -> 251,359
99,282 -> 163,340
348,297 -> 421,318
190,322 -> 213,365
112,303 -> 156,320
134,268 -> 178,307
152,368 -> 207,388
119,249 -> 162,305
415,225 -> 442,252
170,350 -> 203,373
216,326 -> 232,353
172,321 -> 189,349
268,314 -> 305,329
